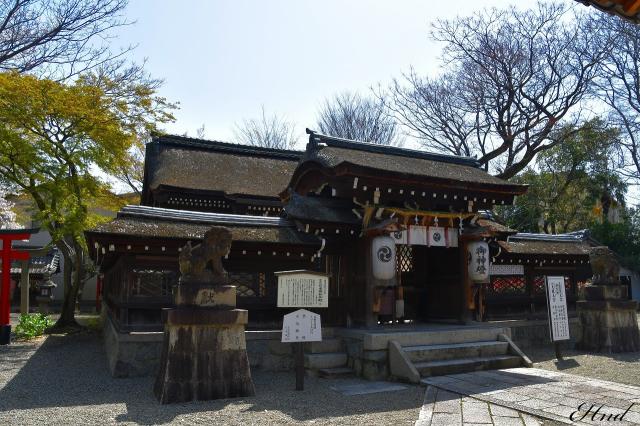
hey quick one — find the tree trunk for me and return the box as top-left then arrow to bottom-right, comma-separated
54,240 -> 84,329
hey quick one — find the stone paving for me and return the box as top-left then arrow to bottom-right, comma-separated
415,386 -> 542,426
419,368 -> 640,425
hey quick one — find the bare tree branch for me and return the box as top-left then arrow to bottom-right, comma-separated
595,14 -> 640,184
0,0 -> 131,80
385,2 -> 607,178
234,106 -> 298,150
317,91 -> 403,146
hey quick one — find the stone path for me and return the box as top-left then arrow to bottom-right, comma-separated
415,386 -> 542,426
419,368 -> 640,425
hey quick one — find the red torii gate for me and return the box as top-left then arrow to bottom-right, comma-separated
0,228 -> 38,345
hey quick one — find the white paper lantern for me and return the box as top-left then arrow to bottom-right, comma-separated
468,240 -> 490,283
371,235 -> 396,280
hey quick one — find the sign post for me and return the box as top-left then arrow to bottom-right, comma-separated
277,270 -> 328,391
545,276 -> 570,361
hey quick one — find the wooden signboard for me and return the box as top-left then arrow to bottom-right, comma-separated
276,270 -> 329,308
545,276 -> 570,342
276,270 -> 328,391
281,309 -> 322,343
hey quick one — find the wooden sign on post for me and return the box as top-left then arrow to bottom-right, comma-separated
276,270 -> 329,308
281,309 -> 322,343
276,270 -> 328,391
545,276 -> 570,360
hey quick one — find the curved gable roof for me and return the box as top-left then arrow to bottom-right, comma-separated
288,130 -> 527,194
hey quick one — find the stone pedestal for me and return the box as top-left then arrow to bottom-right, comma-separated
577,285 -> 640,353
154,283 -> 255,403
577,246 -> 640,353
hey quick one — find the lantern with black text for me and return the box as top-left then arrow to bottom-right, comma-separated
467,240 -> 490,283
371,236 -> 396,280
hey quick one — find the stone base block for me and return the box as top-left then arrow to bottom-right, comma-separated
505,318 -> 582,349
577,300 -> 640,353
583,285 -> 629,301
154,319 -> 255,403
175,284 -> 236,309
163,308 -> 248,326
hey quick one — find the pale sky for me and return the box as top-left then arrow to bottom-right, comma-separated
118,0 -> 519,148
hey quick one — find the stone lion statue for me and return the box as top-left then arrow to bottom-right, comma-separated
589,246 -> 620,286
179,226 -> 232,283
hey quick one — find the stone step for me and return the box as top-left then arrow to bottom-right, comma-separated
304,352 -> 348,369
414,355 -> 522,377
317,367 -> 356,379
305,338 -> 344,354
343,326 -> 511,351
403,341 -> 509,363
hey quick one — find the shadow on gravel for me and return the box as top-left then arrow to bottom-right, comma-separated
528,347 -> 640,364
553,359 -> 580,370
0,334 -> 423,425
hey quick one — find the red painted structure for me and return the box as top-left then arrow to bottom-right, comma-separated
0,228 -> 37,345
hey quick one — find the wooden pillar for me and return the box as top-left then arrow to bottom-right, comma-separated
526,265 -> 536,316
364,237 -> 377,328
460,239 -> 472,324
19,260 -> 29,314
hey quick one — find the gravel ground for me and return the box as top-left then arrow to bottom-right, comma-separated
527,347 -> 640,386
526,318 -> 640,386
0,334 -> 423,425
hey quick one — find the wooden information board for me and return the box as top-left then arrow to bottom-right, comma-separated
545,276 -> 570,341
281,309 -> 322,343
276,270 -> 329,308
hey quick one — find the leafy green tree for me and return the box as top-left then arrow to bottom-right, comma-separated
589,208 -> 640,271
0,71 -> 174,328
496,119 -> 626,233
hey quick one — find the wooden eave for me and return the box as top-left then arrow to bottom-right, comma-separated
153,184 -> 284,205
86,232 -> 322,271
284,161 -> 526,199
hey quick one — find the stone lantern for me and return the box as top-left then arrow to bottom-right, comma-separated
36,272 -> 56,315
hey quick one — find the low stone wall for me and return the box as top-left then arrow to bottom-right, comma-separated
104,316 -> 164,378
104,319 -> 298,378
498,318 -> 582,350
343,337 -> 389,381
104,318 -> 585,379
245,331 -> 294,372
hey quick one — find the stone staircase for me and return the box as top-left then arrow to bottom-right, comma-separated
388,327 -> 532,383
304,338 -> 355,378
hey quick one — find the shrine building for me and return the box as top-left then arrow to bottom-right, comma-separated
86,130 -> 614,379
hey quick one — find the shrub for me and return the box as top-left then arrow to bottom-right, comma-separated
14,313 -> 54,340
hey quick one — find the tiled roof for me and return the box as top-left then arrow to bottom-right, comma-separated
10,248 -> 60,275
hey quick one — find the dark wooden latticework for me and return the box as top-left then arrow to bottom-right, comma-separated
131,269 -> 176,297
490,276 -> 526,295
228,272 -> 259,297
533,276 -> 572,294
396,245 -> 414,274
